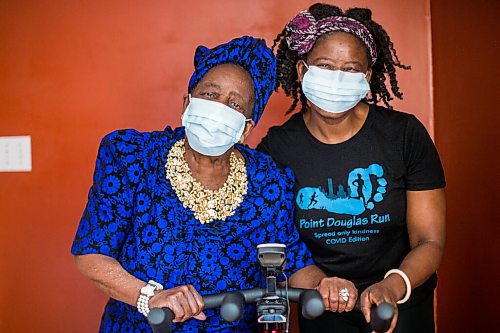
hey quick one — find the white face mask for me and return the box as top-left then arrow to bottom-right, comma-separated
301,62 -> 370,113
182,96 -> 249,156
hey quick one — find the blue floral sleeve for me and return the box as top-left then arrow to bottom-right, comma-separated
275,167 -> 314,277
71,130 -> 141,259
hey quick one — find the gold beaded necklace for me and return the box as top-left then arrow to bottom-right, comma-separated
165,139 -> 248,224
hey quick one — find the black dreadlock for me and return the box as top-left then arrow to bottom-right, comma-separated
273,3 -> 411,114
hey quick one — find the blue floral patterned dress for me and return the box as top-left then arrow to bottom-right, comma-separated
71,127 -> 313,332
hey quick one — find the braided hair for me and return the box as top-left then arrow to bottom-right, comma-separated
273,3 -> 410,114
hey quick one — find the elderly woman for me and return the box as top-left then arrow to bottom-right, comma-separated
71,36 -> 313,332
258,4 -> 446,333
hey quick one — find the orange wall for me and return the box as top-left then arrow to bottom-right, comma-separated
431,0 -> 500,331
0,1 -> 434,331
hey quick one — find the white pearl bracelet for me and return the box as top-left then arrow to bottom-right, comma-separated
137,280 -> 164,316
384,269 -> 411,304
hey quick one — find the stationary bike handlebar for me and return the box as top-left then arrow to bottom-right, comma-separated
147,287 -> 395,333
147,287 -> 323,333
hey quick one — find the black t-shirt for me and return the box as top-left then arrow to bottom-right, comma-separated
258,105 -> 445,302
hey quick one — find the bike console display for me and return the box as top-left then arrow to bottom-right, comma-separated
256,243 -> 288,324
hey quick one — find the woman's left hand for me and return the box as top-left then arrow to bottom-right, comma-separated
359,274 -> 406,333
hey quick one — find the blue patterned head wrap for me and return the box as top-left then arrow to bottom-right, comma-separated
188,36 -> 277,125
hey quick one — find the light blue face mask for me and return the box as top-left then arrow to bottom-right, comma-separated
182,96 -> 250,156
301,62 -> 370,113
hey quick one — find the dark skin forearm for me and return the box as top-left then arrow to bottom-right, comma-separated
74,253 -> 145,306
289,265 -> 326,289
399,189 -> 446,290
360,188 -> 446,332
74,253 -> 205,322
365,189 -> 446,302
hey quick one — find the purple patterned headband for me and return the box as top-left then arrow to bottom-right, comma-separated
285,10 -> 377,64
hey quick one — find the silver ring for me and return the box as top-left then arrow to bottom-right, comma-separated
339,288 -> 349,302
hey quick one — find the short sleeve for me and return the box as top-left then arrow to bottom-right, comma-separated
404,115 -> 446,190
256,134 -> 271,155
274,167 -> 314,276
256,128 -> 288,169
71,130 -> 142,259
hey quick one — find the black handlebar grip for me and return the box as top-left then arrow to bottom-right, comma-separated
278,288 -> 301,302
203,293 -> 226,309
300,290 -> 325,320
370,302 -> 394,332
220,292 -> 244,322
239,288 -> 266,303
147,307 -> 174,333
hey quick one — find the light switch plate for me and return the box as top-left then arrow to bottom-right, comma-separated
0,136 -> 32,172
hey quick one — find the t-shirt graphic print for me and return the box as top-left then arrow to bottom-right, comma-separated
297,163 -> 391,248
297,163 -> 387,215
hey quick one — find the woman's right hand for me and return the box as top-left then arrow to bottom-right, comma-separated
316,277 -> 358,313
148,285 -> 206,322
